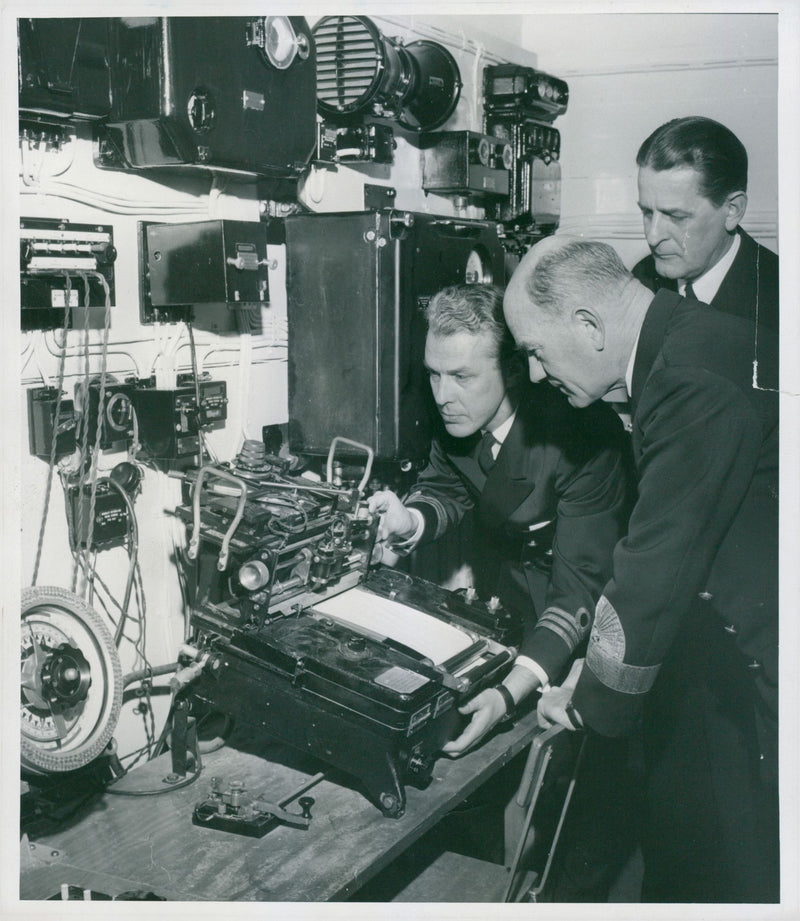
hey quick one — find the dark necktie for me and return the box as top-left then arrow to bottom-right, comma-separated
478,431 -> 497,475
684,281 -> 696,299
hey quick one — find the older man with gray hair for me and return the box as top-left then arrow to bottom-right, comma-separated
502,235 -> 779,903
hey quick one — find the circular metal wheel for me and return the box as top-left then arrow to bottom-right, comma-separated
21,586 -> 122,774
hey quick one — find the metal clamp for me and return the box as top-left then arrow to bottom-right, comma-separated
187,465 -> 249,571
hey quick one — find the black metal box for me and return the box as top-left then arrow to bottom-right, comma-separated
131,378 -> 228,460
285,211 -> 506,464
97,16 -> 316,177
143,220 -> 270,310
421,131 -> 511,198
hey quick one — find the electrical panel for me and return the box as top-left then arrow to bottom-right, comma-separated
27,387 -> 77,460
130,378 -> 228,462
94,17 -> 316,179
285,211 -> 506,464
20,218 -> 116,331
138,220 -> 271,331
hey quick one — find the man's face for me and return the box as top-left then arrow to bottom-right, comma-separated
637,165 -> 740,281
424,330 -> 509,438
503,289 -> 606,408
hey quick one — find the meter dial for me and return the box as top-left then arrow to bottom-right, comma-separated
105,391 -> 132,434
21,586 -> 121,773
465,247 -> 494,285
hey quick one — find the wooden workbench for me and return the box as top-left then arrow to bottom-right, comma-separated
20,711 -> 542,902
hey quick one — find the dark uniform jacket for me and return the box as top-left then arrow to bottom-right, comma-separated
633,227 -> 778,388
632,226 -> 778,330
405,383 -> 633,682
573,290 -> 779,765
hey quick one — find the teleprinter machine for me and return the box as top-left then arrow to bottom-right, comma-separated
175,444 -> 518,817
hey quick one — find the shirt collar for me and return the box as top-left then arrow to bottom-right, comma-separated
680,231 -> 740,302
625,328 -> 641,398
486,408 -> 516,444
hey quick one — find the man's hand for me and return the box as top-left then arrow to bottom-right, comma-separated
367,490 -> 418,544
441,687 -> 509,756
537,657 -> 585,731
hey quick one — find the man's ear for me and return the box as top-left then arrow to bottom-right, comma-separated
724,191 -> 748,231
574,308 -> 605,351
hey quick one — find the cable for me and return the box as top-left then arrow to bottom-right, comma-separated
31,302 -> 70,587
98,476 -> 140,646
80,273 -> 112,600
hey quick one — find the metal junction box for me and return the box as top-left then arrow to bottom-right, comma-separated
141,220 -> 270,323
285,211 -> 506,464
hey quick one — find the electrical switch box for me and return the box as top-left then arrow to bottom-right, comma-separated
139,220 -> 270,329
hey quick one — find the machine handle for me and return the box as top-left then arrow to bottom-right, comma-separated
326,437 -> 374,495
187,465 -> 249,571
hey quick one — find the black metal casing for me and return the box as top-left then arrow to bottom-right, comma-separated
285,211 -> 506,464
187,568 -> 515,817
97,17 -> 316,178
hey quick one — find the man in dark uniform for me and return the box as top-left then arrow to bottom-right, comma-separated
634,116 -> 778,386
368,283 -> 632,754
504,236 -> 779,903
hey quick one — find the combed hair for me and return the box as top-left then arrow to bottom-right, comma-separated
425,283 -> 524,385
526,240 -> 631,318
636,116 -> 748,206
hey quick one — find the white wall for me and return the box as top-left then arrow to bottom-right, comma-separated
523,12 -> 778,266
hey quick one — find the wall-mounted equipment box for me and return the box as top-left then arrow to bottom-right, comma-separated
20,218 -> 116,330
421,131 -> 512,199
483,64 -> 569,123
285,211 -> 506,464
27,387 -> 77,460
139,220 -> 271,330
131,377 -> 228,461
67,480 -> 129,551
95,16 -> 316,179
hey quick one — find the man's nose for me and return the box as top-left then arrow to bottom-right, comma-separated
432,376 -> 452,404
528,356 -> 546,383
644,212 -> 667,248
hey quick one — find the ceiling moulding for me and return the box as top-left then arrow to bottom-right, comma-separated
556,57 -> 777,79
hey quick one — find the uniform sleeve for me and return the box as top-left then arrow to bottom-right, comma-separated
404,438 -> 475,543
573,367 -> 765,736
521,407 -> 634,680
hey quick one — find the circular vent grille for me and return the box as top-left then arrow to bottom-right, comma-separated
313,15 -> 462,132
314,16 -> 384,115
